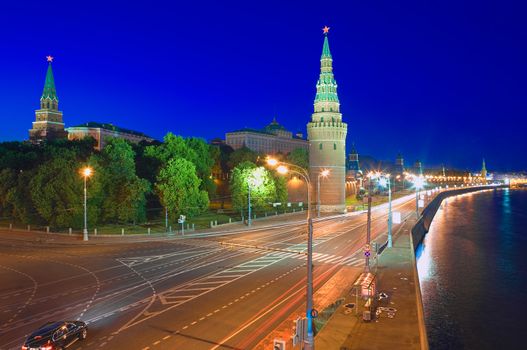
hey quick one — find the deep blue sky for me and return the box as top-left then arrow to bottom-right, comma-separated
1,0 -> 526,171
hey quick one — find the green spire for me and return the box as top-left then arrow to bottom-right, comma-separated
482,158 -> 487,171
321,35 -> 332,59
315,31 -> 339,104
41,62 -> 58,101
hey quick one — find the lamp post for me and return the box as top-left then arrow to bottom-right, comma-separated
81,167 -> 93,242
379,174 -> 393,248
247,182 -> 252,226
317,169 -> 330,218
412,175 -> 425,218
267,158 -> 316,350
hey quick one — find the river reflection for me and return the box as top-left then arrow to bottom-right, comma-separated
416,189 -> 527,350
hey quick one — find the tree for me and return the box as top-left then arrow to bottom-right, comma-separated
29,151 -> 84,228
230,161 -> 277,216
286,148 -> 309,169
228,146 -> 259,169
145,133 -> 216,195
156,158 -> 209,218
91,138 -> 150,224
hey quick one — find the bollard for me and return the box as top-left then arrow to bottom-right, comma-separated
121,228 -> 124,236
210,221 -> 214,228
169,226 -> 172,233
275,211 -> 278,216
9,223 -> 12,230
27,225 -> 30,231
265,212 -> 267,217
94,228 -> 97,236
215,220 -> 218,226
293,209 -> 296,213
69,227 -> 72,235
192,223 -> 195,231
229,218 -> 232,223
46,226 -> 50,233
148,227 -> 151,235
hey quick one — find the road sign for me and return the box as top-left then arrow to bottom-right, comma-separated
363,244 -> 370,252
293,317 -> 307,346
273,338 -> 286,350
310,308 -> 319,318
392,211 -> 401,224
178,215 -> 186,224
418,199 -> 424,208
364,251 -> 371,257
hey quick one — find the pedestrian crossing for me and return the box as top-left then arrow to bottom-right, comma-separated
264,251 -> 363,267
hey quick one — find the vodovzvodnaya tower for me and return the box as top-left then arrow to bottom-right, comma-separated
307,27 -> 348,213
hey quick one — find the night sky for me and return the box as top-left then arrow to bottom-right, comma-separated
1,0 -> 526,171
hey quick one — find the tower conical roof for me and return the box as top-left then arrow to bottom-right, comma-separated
321,35 -> 332,59
41,62 -> 58,101
482,158 -> 487,171
315,32 -> 339,104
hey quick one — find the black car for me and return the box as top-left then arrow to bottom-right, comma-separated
22,321 -> 87,350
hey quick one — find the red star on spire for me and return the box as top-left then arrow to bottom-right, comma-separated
46,55 -> 54,62
322,26 -> 330,35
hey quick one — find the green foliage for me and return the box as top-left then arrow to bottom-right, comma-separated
156,158 -> 209,218
91,138 -> 150,224
230,161 -> 278,214
228,146 -> 258,168
145,133 -> 216,195
286,148 -> 309,169
29,151 -> 84,228
273,173 -> 288,204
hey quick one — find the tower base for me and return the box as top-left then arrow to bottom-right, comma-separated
319,204 -> 347,214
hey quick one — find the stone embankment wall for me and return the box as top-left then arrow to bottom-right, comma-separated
411,186 -> 505,251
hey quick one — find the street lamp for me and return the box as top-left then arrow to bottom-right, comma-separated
317,169 -> 330,218
81,167 -> 93,241
267,157 -> 315,350
378,174 -> 393,248
412,174 -> 425,218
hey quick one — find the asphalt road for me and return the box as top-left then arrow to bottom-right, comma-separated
0,194 -> 420,350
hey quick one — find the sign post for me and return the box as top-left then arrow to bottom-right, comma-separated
178,215 -> 186,235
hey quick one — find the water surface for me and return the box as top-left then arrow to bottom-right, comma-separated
417,189 -> 527,350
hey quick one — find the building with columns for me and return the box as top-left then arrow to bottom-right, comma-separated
67,122 -> 155,150
307,27 -> 348,213
225,118 -> 308,155
29,56 -> 68,142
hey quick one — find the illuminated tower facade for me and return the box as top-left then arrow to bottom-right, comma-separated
307,27 -> 348,213
29,56 -> 67,142
481,158 -> 487,184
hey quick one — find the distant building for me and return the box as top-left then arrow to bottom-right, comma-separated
225,118 -> 307,155
481,158 -> 488,184
413,160 -> 423,175
29,56 -> 68,142
346,144 -> 362,196
67,122 -> 155,150
395,153 -> 405,174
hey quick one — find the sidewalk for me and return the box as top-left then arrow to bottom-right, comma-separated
314,217 -> 428,350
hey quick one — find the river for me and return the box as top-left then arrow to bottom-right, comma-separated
416,188 -> 527,349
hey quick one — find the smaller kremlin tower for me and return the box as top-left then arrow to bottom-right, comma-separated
29,56 -> 67,143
